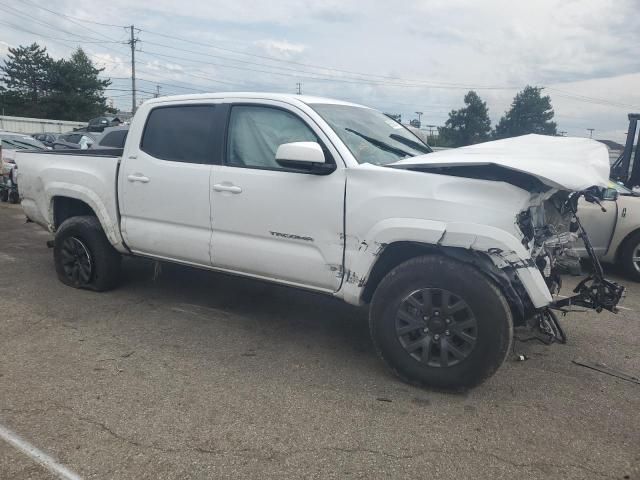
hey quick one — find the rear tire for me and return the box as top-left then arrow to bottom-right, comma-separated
618,231 -> 640,282
369,255 -> 513,391
54,216 -> 121,291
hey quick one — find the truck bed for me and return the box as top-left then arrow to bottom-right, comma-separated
15,149 -> 125,250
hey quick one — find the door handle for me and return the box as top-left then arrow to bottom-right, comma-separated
213,184 -> 242,194
127,174 -> 150,183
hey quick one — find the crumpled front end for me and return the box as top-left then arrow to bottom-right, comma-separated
516,188 -> 625,314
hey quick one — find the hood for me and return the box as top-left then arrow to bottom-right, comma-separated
391,134 -> 610,191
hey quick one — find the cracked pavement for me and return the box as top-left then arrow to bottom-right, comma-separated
0,203 -> 638,479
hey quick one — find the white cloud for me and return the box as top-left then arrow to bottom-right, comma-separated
254,39 -> 306,60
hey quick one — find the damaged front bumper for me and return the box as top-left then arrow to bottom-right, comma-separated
549,189 -> 626,313
529,188 -> 625,314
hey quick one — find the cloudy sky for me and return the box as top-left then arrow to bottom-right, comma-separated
1,0 -> 639,142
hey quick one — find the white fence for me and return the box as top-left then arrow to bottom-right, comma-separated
0,115 -> 86,134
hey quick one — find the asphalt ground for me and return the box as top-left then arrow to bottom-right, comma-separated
0,202 -> 638,479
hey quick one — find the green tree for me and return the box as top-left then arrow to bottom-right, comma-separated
0,44 -> 113,120
0,43 -> 54,116
49,48 -> 113,120
494,86 -> 557,139
438,91 -> 491,147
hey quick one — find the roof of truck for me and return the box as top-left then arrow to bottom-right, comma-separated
143,92 -> 370,109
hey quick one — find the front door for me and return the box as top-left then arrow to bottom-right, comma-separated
210,102 -> 345,291
575,197 -> 618,256
119,103 -> 220,265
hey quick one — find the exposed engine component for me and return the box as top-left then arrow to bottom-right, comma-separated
517,191 -> 580,294
518,188 -> 625,313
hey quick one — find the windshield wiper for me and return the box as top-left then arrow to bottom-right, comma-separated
389,133 -> 431,154
345,128 -> 413,159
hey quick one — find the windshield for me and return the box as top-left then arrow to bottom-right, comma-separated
610,180 -> 634,195
311,104 -> 432,165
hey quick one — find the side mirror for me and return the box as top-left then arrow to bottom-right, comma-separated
275,142 -> 335,174
602,187 -> 619,201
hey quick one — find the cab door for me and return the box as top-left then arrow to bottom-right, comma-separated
210,102 -> 345,291
119,102 -> 222,266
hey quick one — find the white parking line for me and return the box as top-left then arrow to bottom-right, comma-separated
0,423 -> 83,480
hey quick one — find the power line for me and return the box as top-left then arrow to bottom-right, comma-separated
140,39 -> 520,90
0,2 -> 118,45
0,20 -> 122,44
20,0 -> 127,29
140,28 -> 521,91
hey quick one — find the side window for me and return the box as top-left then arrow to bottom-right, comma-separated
100,130 -> 128,148
141,105 -> 216,163
226,105 -> 321,169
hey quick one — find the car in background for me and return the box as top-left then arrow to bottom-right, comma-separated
92,125 -> 128,149
32,132 -> 64,148
576,181 -> 640,280
87,116 -> 123,133
1,132 -> 47,203
51,132 -> 99,150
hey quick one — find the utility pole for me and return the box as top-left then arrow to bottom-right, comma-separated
425,124 -> 437,146
154,85 -> 161,98
415,111 -> 423,127
295,82 -> 302,95
128,25 -> 138,114
587,128 -> 595,138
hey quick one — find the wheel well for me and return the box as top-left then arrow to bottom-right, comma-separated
361,241 -> 436,303
360,241 -> 532,326
53,197 -> 96,229
615,228 -> 640,263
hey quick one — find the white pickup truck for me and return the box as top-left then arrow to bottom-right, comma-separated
16,93 -> 624,390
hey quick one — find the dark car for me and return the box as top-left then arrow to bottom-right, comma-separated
87,116 -> 123,133
93,125 -> 129,149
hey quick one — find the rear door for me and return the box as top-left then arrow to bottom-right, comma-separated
210,101 -> 345,291
119,102 -> 222,266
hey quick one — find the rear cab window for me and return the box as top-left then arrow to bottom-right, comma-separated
99,130 -> 128,148
140,105 -> 217,163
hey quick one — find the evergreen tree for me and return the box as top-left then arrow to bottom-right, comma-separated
438,91 -> 491,147
0,44 -> 113,120
494,86 -> 557,138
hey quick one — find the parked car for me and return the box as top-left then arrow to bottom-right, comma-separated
87,116 -> 122,133
51,132 -> 99,150
15,93 -> 623,390
92,125 -> 129,149
1,132 -> 47,203
576,181 -> 640,279
33,132 -> 63,147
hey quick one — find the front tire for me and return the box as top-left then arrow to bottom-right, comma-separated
370,255 -> 513,391
54,216 -> 121,291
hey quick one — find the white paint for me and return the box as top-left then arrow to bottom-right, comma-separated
275,141 -> 326,164
15,92 -> 613,311
0,423 -> 83,480
393,133 -> 610,191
